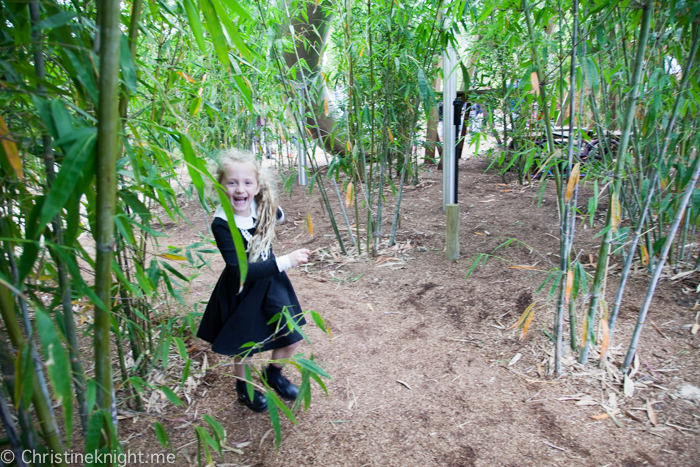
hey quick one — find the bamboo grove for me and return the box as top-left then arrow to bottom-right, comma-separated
0,0 -> 699,464
466,0 -> 700,374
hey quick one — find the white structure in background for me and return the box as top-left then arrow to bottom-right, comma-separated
442,42 -> 457,211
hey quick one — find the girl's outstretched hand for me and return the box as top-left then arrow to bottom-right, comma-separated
288,249 -> 310,267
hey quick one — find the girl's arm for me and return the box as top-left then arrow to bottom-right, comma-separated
213,223 -> 279,281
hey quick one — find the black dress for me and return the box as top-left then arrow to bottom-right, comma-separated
197,214 -> 305,356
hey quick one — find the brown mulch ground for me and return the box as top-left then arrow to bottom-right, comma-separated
121,156 -> 700,467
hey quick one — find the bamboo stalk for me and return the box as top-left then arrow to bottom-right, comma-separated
94,0 -> 122,451
0,285 -> 67,466
623,151 -> 700,370
553,0 -> 579,376
579,1 -> 653,365
0,324 -> 36,454
604,22 -> 699,360
29,0 -> 90,436
372,1 -> 395,255
0,383 -> 28,467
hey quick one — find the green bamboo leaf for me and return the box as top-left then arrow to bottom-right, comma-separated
232,74 -> 252,110
160,260 -> 190,282
119,33 -> 138,94
160,386 -> 184,406
183,0 -> 207,54
308,370 -> 328,396
181,358 -> 192,387
220,0 -> 251,20
309,310 -> 330,335
214,184 -> 248,289
32,11 -> 76,30
210,0 -> 251,61
85,410 -> 105,458
266,390 -> 297,425
174,336 -> 188,359
14,344 -> 33,410
86,378 -> 97,412
153,421 -> 171,450
119,189 -> 152,225
266,391 -> 282,448
244,364 -> 254,401
200,0 -> 230,69
195,426 -> 214,465
38,131 -> 96,235
18,197 -> 44,282
112,258 -> 142,298
198,424 -> 219,451
202,414 -> 225,455
63,49 -> 99,103
465,253 -> 487,279
178,133 -> 205,201
295,357 -> 330,379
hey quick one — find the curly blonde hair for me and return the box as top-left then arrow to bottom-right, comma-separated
210,149 -> 279,262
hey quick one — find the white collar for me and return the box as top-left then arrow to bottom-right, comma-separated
214,200 -> 257,230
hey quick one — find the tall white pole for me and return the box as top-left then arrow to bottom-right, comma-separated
297,136 -> 308,186
442,43 -> 457,211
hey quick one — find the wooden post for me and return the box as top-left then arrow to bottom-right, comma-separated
446,204 -> 459,260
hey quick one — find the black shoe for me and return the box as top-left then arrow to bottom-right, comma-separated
237,388 -> 268,413
263,367 -> 299,401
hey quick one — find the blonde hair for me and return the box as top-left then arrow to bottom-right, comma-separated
211,149 -> 278,262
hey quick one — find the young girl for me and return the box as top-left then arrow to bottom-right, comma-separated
197,149 -> 310,413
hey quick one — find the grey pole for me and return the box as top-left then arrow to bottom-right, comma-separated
297,136 -> 308,186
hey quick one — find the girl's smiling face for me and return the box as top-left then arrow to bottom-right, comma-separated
224,161 -> 260,217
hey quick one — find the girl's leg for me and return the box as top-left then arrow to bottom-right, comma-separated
233,356 -> 251,380
270,341 -> 300,367
265,341 -> 301,401
234,356 -> 267,412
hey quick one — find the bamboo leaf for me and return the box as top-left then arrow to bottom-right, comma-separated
640,244 -> 649,265
160,386 -> 184,406
183,0 -> 207,54
310,310 -> 331,336
154,421 -> 171,450
564,269 -> 574,304
85,410 -> 105,459
160,253 -> 188,261
38,130 -> 97,234
213,188 -> 248,290
599,319 -> 610,359
32,11 -> 76,30
306,213 -> 314,236
345,181 -> 353,207
565,163 -> 581,203
266,392 -> 282,448
119,33 -> 138,94
530,71 -> 540,95
295,357 -> 330,379
179,133 -> 205,201
508,301 -> 535,330
210,0 -> 252,61
202,414 -> 225,449
220,0 -> 252,21
174,336 -> 188,359
611,191 -> 621,232
520,306 -> 536,340
200,0 -> 229,69
14,344 -> 33,410
36,304 -> 74,446
0,114 -> 22,180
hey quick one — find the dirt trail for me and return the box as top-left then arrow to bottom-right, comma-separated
124,156 -> 700,466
